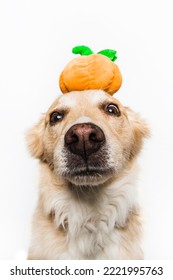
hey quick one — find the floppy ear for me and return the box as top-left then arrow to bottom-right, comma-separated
26,115 -> 45,159
126,107 -> 150,157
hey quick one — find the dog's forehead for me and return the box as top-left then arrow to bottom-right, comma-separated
50,90 -> 118,111
59,90 -> 108,107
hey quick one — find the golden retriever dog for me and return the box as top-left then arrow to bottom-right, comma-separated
27,89 -> 149,259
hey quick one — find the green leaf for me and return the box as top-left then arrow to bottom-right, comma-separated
97,49 -> 117,61
72,45 -> 94,56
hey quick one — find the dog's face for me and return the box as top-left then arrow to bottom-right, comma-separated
27,90 -> 149,186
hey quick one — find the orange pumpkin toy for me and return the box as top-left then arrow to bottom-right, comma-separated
59,46 -> 122,95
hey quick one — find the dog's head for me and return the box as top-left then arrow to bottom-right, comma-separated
27,90 -> 149,186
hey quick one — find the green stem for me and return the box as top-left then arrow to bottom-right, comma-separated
72,45 -> 94,56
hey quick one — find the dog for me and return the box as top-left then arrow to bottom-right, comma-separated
27,89 -> 149,259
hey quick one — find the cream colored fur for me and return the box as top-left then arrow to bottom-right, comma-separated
27,90 -> 149,259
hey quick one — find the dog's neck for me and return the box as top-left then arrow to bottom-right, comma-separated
38,162 -> 140,258
39,162 -> 139,225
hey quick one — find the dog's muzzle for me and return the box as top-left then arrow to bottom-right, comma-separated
64,123 -> 105,160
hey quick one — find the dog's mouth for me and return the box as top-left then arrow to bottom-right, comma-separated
62,166 -> 114,186
65,165 -> 114,177
58,149 -> 115,186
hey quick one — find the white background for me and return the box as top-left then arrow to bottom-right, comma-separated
0,0 -> 173,260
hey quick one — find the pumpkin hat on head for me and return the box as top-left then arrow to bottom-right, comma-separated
59,45 -> 122,95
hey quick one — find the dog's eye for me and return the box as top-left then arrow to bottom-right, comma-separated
106,104 -> 121,116
50,111 -> 63,125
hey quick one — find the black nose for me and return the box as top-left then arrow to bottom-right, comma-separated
64,123 -> 105,159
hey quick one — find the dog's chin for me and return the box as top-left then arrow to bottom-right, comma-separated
61,167 -> 114,186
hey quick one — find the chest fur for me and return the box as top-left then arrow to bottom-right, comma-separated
50,182 -> 137,259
